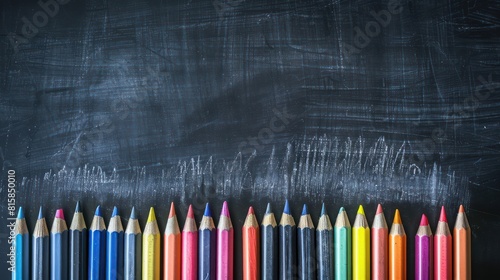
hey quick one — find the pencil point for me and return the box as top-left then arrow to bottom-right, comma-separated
357,205 -> 365,215
221,201 -> 230,217
168,202 -> 176,218
439,206 -> 447,222
265,203 -> 272,214
283,200 -> 291,215
247,206 -> 254,215
420,214 -> 429,226
301,204 -> 309,215
75,201 -> 81,213
95,206 -> 102,217
376,204 -> 383,215
111,206 -> 119,217
17,207 -> 24,219
203,203 -> 212,217
459,204 -> 465,213
338,207 -> 345,214
393,209 -> 401,224
38,206 -> 43,219
147,207 -> 156,222
187,205 -> 194,218
55,209 -> 65,220
130,207 -> 137,219
320,203 -> 326,216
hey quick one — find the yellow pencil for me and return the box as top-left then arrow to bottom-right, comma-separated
143,207 -> 160,280
353,205 -> 370,280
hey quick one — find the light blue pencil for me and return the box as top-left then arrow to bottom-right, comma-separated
106,207 -> 124,280
13,207 -> 29,280
51,209 -> 69,280
33,207 -> 49,280
124,207 -> 141,280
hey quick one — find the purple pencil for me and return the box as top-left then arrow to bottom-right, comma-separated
415,214 -> 433,280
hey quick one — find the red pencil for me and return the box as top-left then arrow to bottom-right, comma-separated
242,206 -> 260,280
182,205 -> 198,280
434,206 -> 452,280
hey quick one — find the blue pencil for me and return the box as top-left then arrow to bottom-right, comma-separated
70,202 -> 87,280
13,207 -> 29,280
124,207 -> 141,280
279,200 -> 297,280
89,206 -> 107,280
51,209 -> 69,280
198,203 -> 216,280
33,206 -> 49,280
106,206 -> 124,280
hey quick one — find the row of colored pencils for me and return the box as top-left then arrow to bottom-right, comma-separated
12,202 -> 470,280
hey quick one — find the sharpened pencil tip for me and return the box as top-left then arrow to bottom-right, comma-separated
221,201 -> 230,217
420,214 -> 429,226
55,209 -> 65,220
283,200 -> 291,215
439,206 -> 447,222
393,209 -> 401,224
17,207 -> 24,219
265,203 -> 272,214
38,206 -> 43,219
376,204 -> 383,215
168,202 -> 176,218
357,205 -> 365,215
320,203 -> 326,216
111,206 -> 119,217
247,206 -> 254,215
459,204 -> 465,213
147,207 -> 156,222
338,207 -> 345,214
95,206 -> 102,217
130,207 -> 137,219
187,205 -> 194,218
203,203 -> 212,217
301,204 -> 309,215
75,201 -> 81,213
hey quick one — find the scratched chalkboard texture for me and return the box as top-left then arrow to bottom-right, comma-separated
1,0 -> 499,277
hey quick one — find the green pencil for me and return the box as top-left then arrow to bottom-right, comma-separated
334,207 -> 351,280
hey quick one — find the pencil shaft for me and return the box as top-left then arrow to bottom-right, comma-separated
434,234 -> 452,280
334,226 -> 351,280
242,223 -> 259,280
279,224 -> 297,280
89,229 -> 106,280
70,229 -> 88,280
13,217 -> 29,280
182,231 -> 198,280
453,216 -> 471,280
371,227 -> 388,280
51,231 -> 69,280
415,234 -> 432,280
124,232 -> 141,280
163,232 -> 181,279
198,228 -> 216,280
389,233 -> 406,280
316,228 -> 333,280
353,226 -> 370,280
106,230 -> 124,280
298,227 -> 316,279
216,228 -> 234,280
33,236 -> 49,280
261,224 -> 278,280
143,233 -> 160,280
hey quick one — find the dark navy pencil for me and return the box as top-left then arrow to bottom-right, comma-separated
297,204 -> 316,280
198,203 -> 216,280
261,203 -> 278,280
70,202 -> 87,280
279,200 -> 297,280
316,203 -> 334,280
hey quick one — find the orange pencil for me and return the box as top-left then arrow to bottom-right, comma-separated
453,205 -> 471,280
164,202 -> 181,280
389,209 -> 406,280
242,206 -> 260,280
434,206 -> 452,280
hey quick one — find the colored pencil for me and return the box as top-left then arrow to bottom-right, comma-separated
89,206 -> 107,280
33,207 -> 49,280
298,204 -> 316,279
334,207 -> 351,280
415,214 -> 433,280
143,207 -> 160,280
242,206 -> 259,280
371,204 -> 388,280
51,209 -> 69,280
164,202 -> 181,280
316,203 -> 333,280
124,207 -> 141,280
182,205 -> 198,280
389,209 -> 406,280
453,205 -> 471,280
352,205 -> 370,280
261,203 -> 278,280
70,202 -> 88,280
216,201 -> 234,280
434,206 -> 452,280
198,203 -> 216,280
106,207 -> 124,280
13,207 -> 29,280
279,200 -> 297,280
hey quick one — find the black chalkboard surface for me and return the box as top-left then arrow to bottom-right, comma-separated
1,0 -> 499,277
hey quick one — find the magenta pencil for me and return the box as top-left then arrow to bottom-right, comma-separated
216,201 -> 234,280
415,214 -> 433,280
182,205 -> 198,280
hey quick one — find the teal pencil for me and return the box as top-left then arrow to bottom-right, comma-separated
33,206 -> 49,280
13,207 -> 29,280
51,209 -> 69,280
334,207 -> 352,280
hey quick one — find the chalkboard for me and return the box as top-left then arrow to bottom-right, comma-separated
1,0 -> 499,277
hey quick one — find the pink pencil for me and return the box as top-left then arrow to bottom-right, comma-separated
216,201 -> 234,280
182,205 -> 198,280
